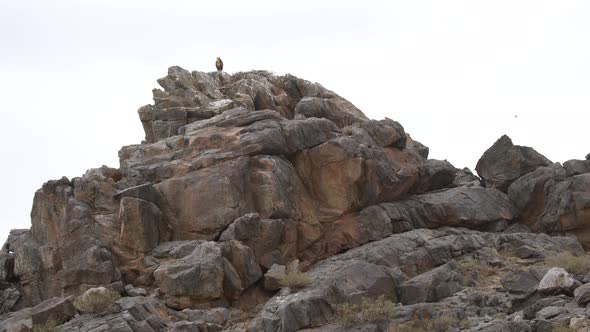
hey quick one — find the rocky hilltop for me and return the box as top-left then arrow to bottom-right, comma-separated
1,67 -> 590,331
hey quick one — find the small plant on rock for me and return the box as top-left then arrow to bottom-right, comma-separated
32,320 -> 58,332
74,288 -> 120,314
279,272 -> 312,290
545,252 -> 590,275
336,295 -> 396,326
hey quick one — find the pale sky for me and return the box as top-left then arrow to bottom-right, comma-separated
1,0 -> 589,242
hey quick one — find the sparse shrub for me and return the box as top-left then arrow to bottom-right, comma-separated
390,315 -> 457,332
459,259 -> 498,286
552,326 -> 575,332
336,295 -> 396,326
545,252 -> 590,275
32,320 -> 58,332
460,319 -> 472,329
279,272 -> 312,290
336,302 -> 357,326
460,259 -> 496,276
73,288 -> 120,314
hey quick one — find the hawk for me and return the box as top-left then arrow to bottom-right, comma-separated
216,57 -> 223,72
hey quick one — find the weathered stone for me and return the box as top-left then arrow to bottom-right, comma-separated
326,186 -> 517,255
453,167 -> 481,187
508,165 -> 590,247
220,240 -> 262,290
30,296 -> 75,326
476,135 -> 552,192
219,214 -> 297,269
412,159 -> 458,194
398,262 -> 463,304
153,242 -> 225,303
59,296 -> 169,332
536,306 -> 562,320
264,264 -> 286,291
294,96 -> 368,128
293,136 -> 420,215
0,288 -> 23,314
514,245 -> 545,259
564,159 -> 590,177
537,267 -> 578,294
119,197 -> 169,252
574,283 -> 590,305
500,269 -> 540,295
125,284 -> 147,297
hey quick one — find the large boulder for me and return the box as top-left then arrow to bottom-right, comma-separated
293,136 -> 420,215
398,262 -> 463,304
153,242 -> 226,308
219,213 -> 297,269
508,164 -> 590,247
537,268 -> 578,294
30,296 -> 76,326
476,135 -> 552,192
500,269 -> 540,295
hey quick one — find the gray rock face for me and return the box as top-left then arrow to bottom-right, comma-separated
574,283 -> 590,305
501,269 -> 541,295
219,213 -> 297,269
476,135 -> 552,192
119,197 -> 170,252
59,296 -> 169,332
412,159 -> 458,194
30,296 -> 76,326
264,264 -> 286,291
508,164 -> 590,247
398,262 -> 463,304
153,242 -> 225,307
220,240 -> 262,290
564,159 -> 590,177
152,239 -> 260,309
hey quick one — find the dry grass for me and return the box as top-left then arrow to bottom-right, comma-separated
336,295 -> 396,327
545,252 -> 590,275
552,326 -> 575,332
32,320 -> 58,332
74,289 -> 120,314
280,272 -> 312,290
388,316 -> 456,332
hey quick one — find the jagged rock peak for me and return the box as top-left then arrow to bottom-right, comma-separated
139,66 -> 370,143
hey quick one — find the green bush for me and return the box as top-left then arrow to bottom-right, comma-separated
545,252 -> 590,275
336,295 -> 396,326
74,288 -> 120,314
279,272 -> 312,290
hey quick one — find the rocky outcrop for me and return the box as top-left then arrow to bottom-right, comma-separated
476,135 -> 552,192
507,163 -> 590,247
2,67 -> 590,331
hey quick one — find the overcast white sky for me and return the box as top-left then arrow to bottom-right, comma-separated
1,0 -> 589,242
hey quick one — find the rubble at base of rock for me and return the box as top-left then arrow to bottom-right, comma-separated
1,66 -> 590,332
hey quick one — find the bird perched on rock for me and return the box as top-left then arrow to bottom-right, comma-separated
216,57 -> 223,72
